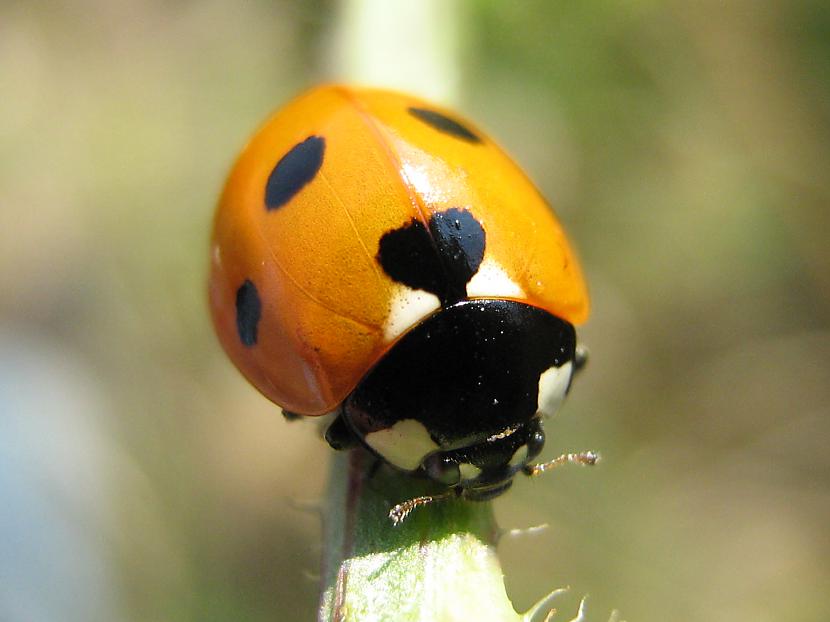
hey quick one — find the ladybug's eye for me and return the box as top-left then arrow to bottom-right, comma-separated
422,453 -> 461,486
526,425 -> 546,462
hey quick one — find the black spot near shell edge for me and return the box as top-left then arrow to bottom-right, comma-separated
236,279 -> 261,346
408,107 -> 481,143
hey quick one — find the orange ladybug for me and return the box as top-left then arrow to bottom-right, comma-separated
209,85 -> 595,522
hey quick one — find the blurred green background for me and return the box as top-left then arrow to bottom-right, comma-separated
2,1 -> 829,620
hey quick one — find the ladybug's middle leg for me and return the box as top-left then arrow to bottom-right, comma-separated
324,412 -> 360,451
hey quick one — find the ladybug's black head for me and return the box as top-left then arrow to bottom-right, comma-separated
420,416 -> 546,500
345,298 -> 577,477
339,298 -> 597,524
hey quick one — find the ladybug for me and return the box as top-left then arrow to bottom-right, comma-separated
209,85 -> 596,523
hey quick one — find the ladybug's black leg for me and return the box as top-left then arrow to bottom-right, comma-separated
522,451 -> 599,477
324,414 -> 359,451
366,456 -> 385,481
573,344 -> 589,375
281,409 -> 303,422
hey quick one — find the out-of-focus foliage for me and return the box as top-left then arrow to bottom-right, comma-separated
1,1 -> 828,621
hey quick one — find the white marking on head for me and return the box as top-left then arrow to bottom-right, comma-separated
364,419 -> 440,471
383,285 -> 441,342
537,361 -> 573,418
466,258 -> 525,299
459,463 -> 482,482
509,444 -> 529,468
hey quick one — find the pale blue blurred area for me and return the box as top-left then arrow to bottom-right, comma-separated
0,330 -> 123,622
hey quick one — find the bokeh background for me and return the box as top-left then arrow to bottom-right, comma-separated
2,1 -> 829,620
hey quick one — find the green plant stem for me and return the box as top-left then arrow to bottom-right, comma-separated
317,449 -> 582,622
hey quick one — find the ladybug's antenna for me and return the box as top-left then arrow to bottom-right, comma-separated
388,490 -> 455,525
522,451 -> 599,477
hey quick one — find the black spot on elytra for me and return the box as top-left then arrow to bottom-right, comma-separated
377,208 -> 485,306
264,136 -> 325,210
408,107 -> 481,143
235,279 -> 261,346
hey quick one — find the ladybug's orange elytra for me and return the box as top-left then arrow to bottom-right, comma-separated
209,85 -> 588,418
